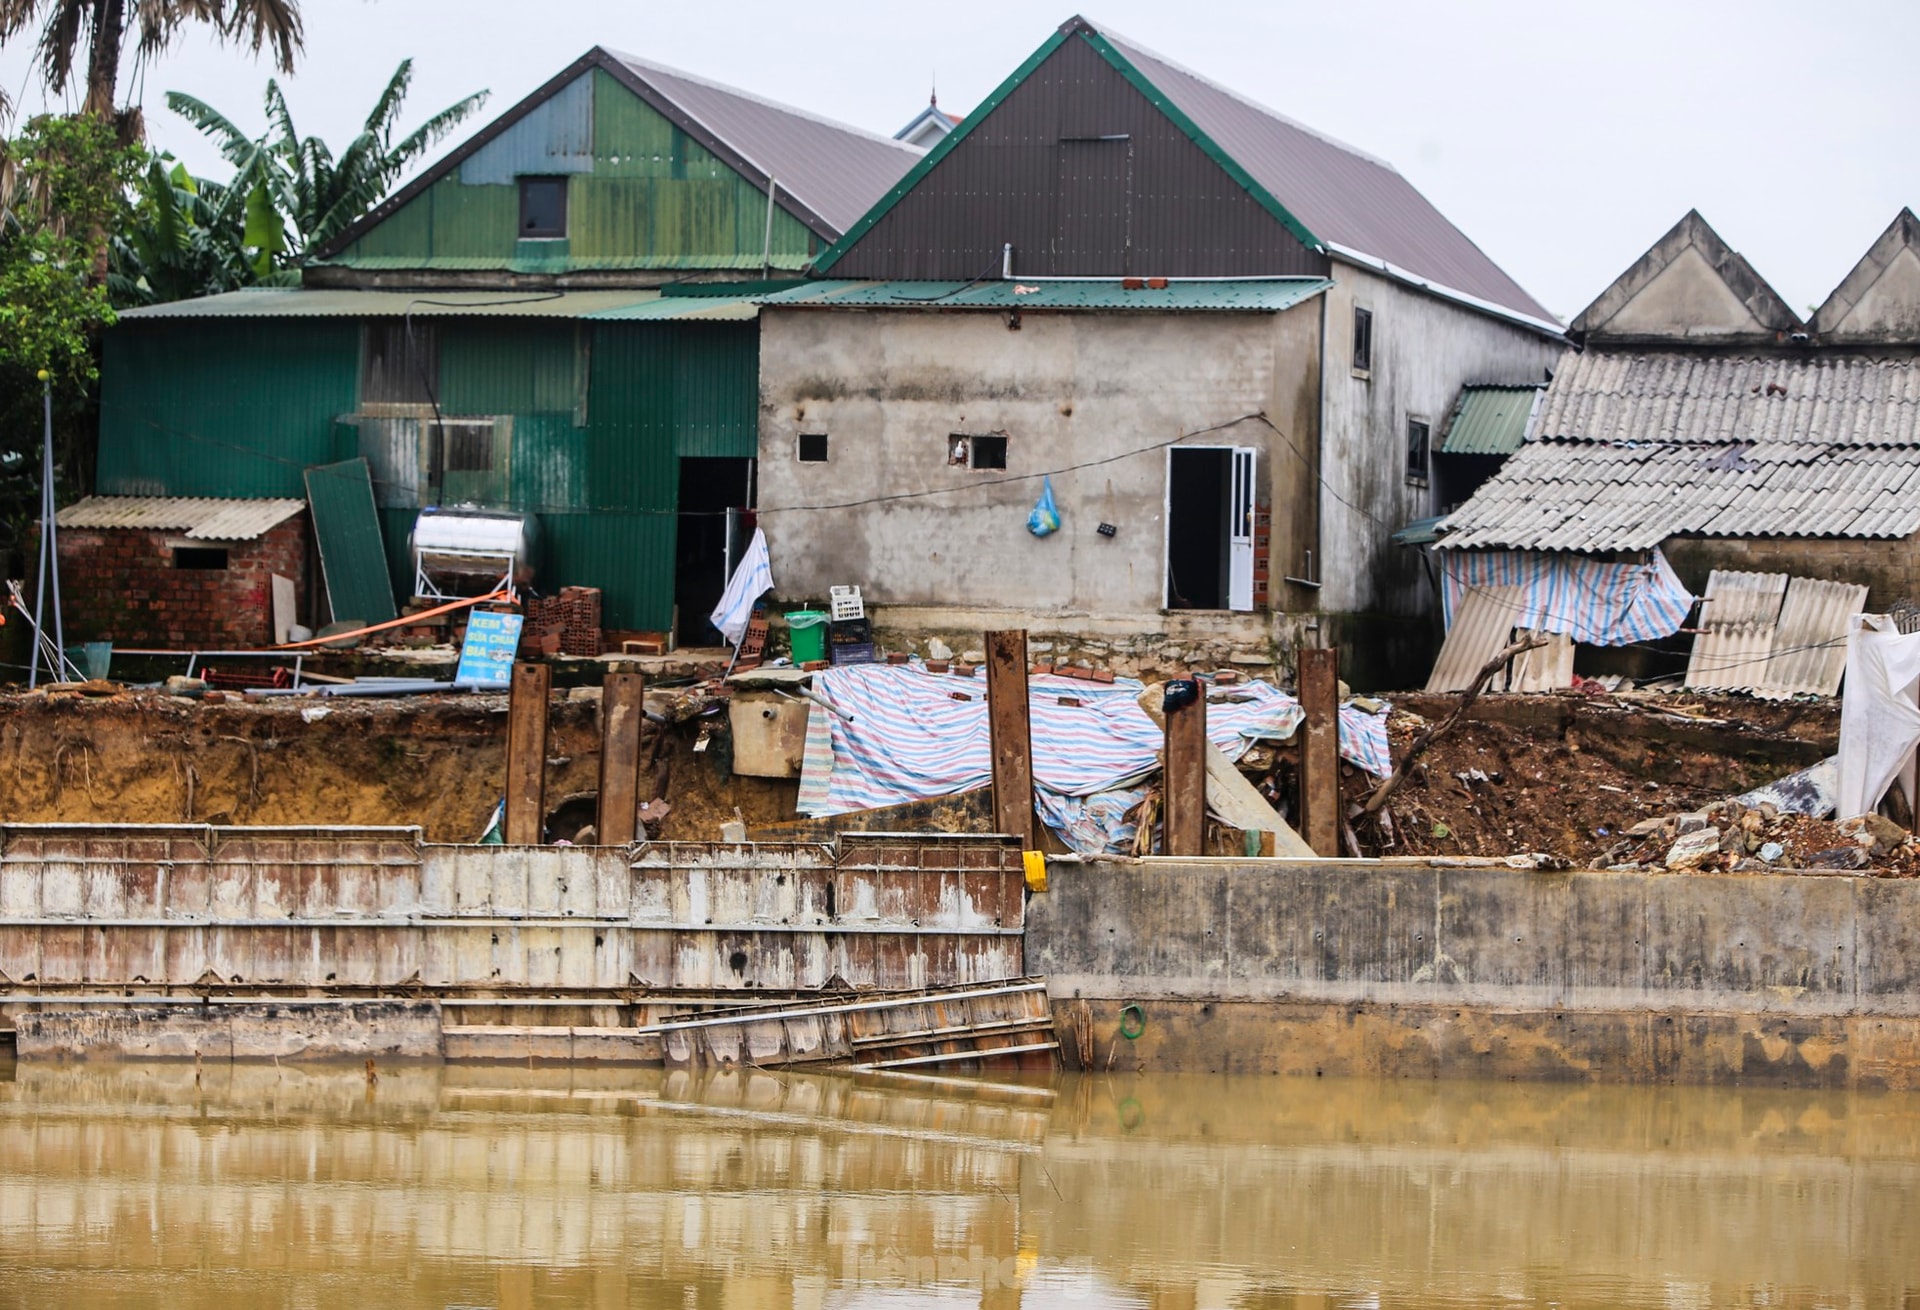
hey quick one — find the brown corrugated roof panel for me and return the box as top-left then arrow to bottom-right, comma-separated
1100,28 -> 1557,324
608,50 -> 924,236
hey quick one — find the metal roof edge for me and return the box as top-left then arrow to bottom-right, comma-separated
812,26 -> 1076,275
1078,28 -> 1324,255
1328,244 -> 1566,338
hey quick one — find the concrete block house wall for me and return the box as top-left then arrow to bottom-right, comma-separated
55,515 -> 308,649
753,17 -> 1564,688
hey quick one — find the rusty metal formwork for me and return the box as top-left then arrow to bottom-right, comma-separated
0,826 -> 1028,1008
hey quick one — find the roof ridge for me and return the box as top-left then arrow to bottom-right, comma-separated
1083,17 -> 1400,174
605,47 -> 926,155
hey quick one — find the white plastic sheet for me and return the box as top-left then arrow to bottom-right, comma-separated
1835,614 -> 1920,819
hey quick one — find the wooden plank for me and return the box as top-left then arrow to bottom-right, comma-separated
984,631 -> 1038,848
505,662 -> 551,846
1163,681 -> 1208,857
1299,646 -> 1341,858
597,670 -> 646,846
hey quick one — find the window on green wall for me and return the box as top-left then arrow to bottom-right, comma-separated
519,176 -> 568,239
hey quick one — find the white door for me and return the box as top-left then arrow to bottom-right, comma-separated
1227,447 -> 1256,611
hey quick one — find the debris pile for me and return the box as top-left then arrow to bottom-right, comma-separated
1606,804 -> 1919,877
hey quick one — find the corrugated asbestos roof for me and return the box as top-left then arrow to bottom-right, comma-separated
1535,352 -> 1920,446
57,496 -> 306,541
1424,585 -> 1526,692
1440,350 -> 1920,549
1440,384 -> 1544,456
1683,570 -> 1863,697
606,50 -> 923,236
1096,28 -> 1556,324
118,288 -> 759,322
758,277 -> 1332,312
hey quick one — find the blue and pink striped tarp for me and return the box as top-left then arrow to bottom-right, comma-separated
1438,548 -> 1694,647
793,664 -> 1393,853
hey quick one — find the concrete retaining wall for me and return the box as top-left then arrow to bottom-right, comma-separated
1027,858 -> 1920,1087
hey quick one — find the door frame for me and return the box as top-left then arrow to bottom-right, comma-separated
1162,443 -> 1260,612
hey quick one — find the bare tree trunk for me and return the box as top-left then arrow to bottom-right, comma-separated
82,0 -> 126,286
81,0 -> 126,120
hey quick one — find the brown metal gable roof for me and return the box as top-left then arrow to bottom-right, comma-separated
606,51 -> 924,237
1096,27 -> 1556,324
315,47 -> 921,260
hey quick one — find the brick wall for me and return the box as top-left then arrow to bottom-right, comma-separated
55,516 -> 308,649
1662,535 -> 1920,611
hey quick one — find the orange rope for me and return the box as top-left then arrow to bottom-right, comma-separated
270,589 -> 514,651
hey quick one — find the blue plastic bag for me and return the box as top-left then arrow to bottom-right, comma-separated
1027,475 -> 1062,537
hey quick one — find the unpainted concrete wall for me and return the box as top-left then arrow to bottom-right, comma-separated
1028,858 -> 1920,1087
1663,534 -> 1920,612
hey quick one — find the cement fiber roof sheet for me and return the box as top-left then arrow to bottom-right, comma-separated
1439,438 -> 1920,550
1425,585 -> 1526,693
759,278 -> 1333,312
1534,352 -> 1920,447
1762,577 -> 1866,697
57,496 -> 306,540
1685,570 -> 1786,692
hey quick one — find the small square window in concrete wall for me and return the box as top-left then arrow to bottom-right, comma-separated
951,433 -> 1008,470
172,546 -> 229,570
797,433 -> 829,462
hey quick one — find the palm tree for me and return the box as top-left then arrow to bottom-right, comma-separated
168,59 -> 487,264
0,0 -> 302,123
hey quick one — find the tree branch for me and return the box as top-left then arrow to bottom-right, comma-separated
1359,634 -> 1549,817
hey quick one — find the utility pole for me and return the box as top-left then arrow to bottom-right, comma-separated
29,369 -> 65,689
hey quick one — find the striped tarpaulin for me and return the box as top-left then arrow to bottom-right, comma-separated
1438,548 -> 1694,647
796,664 -> 1394,851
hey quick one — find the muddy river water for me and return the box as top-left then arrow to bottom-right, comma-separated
0,1058 -> 1916,1308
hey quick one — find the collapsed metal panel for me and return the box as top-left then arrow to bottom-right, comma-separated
1425,585 -> 1526,693
1685,570 -> 1787,692
1508,629 -> 1575,694
1759,576 -> 1868,698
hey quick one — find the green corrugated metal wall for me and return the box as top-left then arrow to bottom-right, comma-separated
97,315 -> 758,632
332,69 -> 815,271
97,321 -> 360,496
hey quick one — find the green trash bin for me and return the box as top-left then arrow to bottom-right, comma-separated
787,610 -> 829,664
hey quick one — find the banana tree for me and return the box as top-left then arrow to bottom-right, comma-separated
167,59 -> 487,269
109,153 -> 257,306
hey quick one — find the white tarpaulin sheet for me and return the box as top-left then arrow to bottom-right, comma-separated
1836,614 -> 1920,820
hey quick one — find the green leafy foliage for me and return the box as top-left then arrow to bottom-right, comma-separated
167,59 -> 487,268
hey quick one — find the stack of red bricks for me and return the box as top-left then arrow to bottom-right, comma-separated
1252,506 -> 1272,608
519,587 -> 602,657
557,586 -> 602,656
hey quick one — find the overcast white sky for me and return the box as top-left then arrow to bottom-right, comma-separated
4,0 -> 1916,321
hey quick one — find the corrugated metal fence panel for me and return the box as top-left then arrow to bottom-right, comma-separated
1508,629 -> 1575,693
98,321 -> 360,498
305,459 -> 398,625
1760,577 -> 1867,698
673,325 -> 760,458
1425,585 -> 1525,693
1685,570 -> 1787,692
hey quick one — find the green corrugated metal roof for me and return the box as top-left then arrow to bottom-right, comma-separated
757,277 -> 1332,312
589,297 -> 760,322
120,288 -> 664,319
120,287 -> 764,322
1439,384 -> 1544,456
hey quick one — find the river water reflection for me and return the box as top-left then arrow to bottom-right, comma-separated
0,1056 -> 1916,1308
